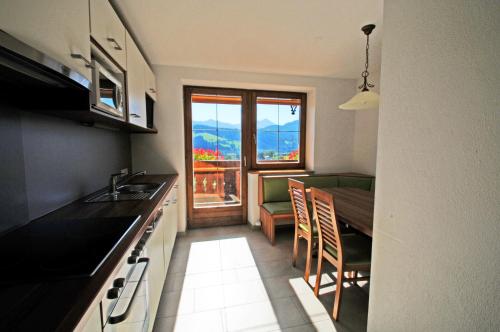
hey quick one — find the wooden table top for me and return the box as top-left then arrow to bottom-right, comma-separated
308,187 -> 374,237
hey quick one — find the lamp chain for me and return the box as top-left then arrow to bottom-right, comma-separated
359,32 -> 374,92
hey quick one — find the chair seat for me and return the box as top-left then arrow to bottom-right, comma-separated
262,201 -> 293,215
298,223 -> 318,235
324,234 -> 371,268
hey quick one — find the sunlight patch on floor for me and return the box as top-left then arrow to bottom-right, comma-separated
307,272 -> 368,296
171,237 -> 280,332
289,276 -> 338,331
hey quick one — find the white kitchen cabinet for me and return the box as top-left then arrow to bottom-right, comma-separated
163,184 -> 178,274
0,0 -> 92,82
89,0 -> 127,69
144,64 -> 157,101
146,211 -> 165,331
125,32 -> 148,128
77,303 -> 102,332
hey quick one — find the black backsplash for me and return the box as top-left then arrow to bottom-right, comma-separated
0,108 -> 131,234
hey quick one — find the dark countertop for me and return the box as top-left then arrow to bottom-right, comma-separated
0,174 -> 178,332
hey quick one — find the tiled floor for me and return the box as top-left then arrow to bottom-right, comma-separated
153,225 -> 370,332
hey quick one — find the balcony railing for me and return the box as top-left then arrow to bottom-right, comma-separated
193,160 -> 241,207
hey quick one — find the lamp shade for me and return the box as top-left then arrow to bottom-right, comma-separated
339,90 -> 379,110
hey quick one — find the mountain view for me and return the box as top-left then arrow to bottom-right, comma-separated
192,119 -> 300,161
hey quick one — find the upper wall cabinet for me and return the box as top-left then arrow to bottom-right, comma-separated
90,0 -> 127,69
145,64 -> 157,102
0,0 -> 92,82
126,32 -> 148,128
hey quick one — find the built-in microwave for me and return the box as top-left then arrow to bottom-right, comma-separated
90,47 -> 125,119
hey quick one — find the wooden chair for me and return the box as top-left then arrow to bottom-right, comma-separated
289,179 -> 316,283
310,187 -> 372,321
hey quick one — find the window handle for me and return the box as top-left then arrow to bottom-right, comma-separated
243,156 -> 247,167
253,133 -> 256,144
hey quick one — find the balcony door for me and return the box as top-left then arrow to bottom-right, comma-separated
184,86 -> 248,228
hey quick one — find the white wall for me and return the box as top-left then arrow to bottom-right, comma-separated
352,71 -> 380,175
368,1 -> 500,331
131,66 -> 356,231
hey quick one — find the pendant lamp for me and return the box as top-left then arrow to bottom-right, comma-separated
339,24 -> 379,110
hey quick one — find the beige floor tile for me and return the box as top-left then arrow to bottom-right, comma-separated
182,270 -> 223,289
223,279 -> 269,307
156,289 -> 195,318
157,309 -> 225,332
194,285 -> 225,312
224,301 -> 280,332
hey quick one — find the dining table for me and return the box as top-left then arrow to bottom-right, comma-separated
307,187 -> 374,237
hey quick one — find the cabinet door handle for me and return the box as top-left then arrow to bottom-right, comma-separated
70,53 -> 94,68
130,113 -> 141,118
107,37 -> 123,51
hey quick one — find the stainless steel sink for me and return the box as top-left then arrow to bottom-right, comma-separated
117,183 -> 162,192
86,182 -> 165,203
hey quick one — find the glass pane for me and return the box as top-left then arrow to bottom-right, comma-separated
257,103 -> 278,130
256,96 -> 301,163
191,94 -> 242,208
279,131 -> 300,161
192,102 -> 217,128
217,129 -> 241,160
279,104 -> 300,131
257,131 -> 279,161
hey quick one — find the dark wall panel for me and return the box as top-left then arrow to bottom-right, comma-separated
0,108 -> 131,233
0,111 -> 29,232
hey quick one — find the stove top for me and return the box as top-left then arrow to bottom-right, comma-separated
0,216 -> 140,284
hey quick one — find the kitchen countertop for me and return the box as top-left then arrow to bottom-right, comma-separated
0,174 -> 178,332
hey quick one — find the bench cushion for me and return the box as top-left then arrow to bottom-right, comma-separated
262,201 -> 293,215
338,176 -> 373,191
324,234 -> 372,268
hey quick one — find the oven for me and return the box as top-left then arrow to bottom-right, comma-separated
102,231 -> 151,332
90,46 -> 125,120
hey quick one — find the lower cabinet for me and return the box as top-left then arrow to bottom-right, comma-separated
81,183 -> 179,332
146,209 -> 165,332
78,303 -> 102,332
147,182 -> 178,331
163,185 -> 178,274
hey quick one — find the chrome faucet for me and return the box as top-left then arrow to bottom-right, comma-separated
109,173 -> 124,195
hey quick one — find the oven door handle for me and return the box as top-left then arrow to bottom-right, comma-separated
108,257 -> 149,325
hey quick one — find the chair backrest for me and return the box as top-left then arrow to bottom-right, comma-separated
310,187 -> 343,262
288,179 -> 312,231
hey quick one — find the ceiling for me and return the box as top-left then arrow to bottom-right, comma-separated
112,0 -> 383,79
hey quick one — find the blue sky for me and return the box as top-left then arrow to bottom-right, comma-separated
192,102 -> 300,126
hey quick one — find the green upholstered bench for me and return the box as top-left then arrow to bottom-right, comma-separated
258,173 -> 375,244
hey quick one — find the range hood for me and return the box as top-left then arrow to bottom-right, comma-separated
0,29 -> 90,90
0,30 -> 91,110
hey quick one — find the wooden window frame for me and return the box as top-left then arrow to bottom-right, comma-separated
250,90 -> 307,170
184,86 -> 250,228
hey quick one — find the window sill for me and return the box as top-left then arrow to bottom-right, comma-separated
247,169 -> 312,175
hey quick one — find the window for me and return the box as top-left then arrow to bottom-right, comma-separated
251,91 -> 306,169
